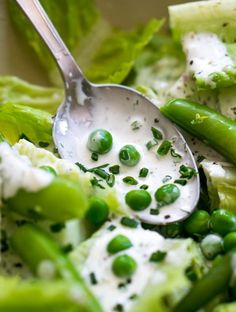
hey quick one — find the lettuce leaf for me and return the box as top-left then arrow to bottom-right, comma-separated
201,160 -> 236,213
0,76 -> 63,114
8,0 -> 162,85
169,0 -> 236,43
0,103 -> 52,145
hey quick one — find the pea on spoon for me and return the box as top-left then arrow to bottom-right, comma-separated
16,0 -> 199,224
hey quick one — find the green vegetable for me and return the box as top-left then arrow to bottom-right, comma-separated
157,140 -> 172,156
86,196 -> 109,225
122,176 -> 138,185
139,167 -> 149,178
155,184 -> 180,207
125,190 -> 152,211
169,0 -> 236,43
210,209 -> 236,236
0,103 -> 52,145
179,165 -> 197,180
200,234 -> 223,260
10,224 -> 102,312
160,99 -> 236,165
201,160 -> 236,213
109,165 -> 120,175
9,0 -> 162,85
120,217 -> 139,228
107,235 -> 132,254
87,129 -> 113,154
223,232 -> 236,252
119,145 -> 141,167
149,250 -> 167,263
173,249 -> 235,312
0,76 -> 63,114
0,276 -> 98,312
184,210 -> 210,235
151,127 -> 163,140
6,176 -> 89,222
112,255 -> 137,278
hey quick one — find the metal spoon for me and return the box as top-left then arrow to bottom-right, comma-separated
16,0 -> 199,224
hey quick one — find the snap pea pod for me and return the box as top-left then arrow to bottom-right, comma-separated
0,277 -> 92,312
10,224 -> 103,312
160,99 -> 236,165
173,250 -> 235,312
6,177 -> 89,222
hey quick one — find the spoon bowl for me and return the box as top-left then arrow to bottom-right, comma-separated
16,0 -> 200,224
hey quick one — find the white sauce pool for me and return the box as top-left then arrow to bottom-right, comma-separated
55,86 -> 199,224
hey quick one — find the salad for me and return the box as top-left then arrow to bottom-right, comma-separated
1,0 -> 236,311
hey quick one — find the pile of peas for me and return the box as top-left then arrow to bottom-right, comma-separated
183,208 -> 236,260
87,128 -> 181,215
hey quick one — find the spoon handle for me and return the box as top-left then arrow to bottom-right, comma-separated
15,0 -> 85,84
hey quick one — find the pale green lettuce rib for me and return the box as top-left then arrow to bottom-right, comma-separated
0,76 -> 63,114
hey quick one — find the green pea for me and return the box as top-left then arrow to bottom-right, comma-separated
112,254 -> 137,278
200,234 -> 223,260
40,165 -> 57,176
155,184 -> 180,206
223,232 -> 236,252
119,145 -> 140,167
210,209 -> 236,236
184,210 -> 210,235
107,235 -> 132,254
125,190 -> 151,211
86,197 -> 109,225
87,129 -> 113,154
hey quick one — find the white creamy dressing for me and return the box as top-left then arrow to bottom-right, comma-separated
80,221 -> 195,312
55,86 -> 199,224
183,32 -> 233,87
0,142 -> 53,200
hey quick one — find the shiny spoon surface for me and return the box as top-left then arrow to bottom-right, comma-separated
16,0 -> 200,224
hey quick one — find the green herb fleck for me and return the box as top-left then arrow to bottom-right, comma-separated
106,174 -> 115,187
151,127 -> 163,140
38,141 -> 50,148
146,140 -> 158,150
131,120 -> 142,130
170,148 -> 182,161
123,176 -> 138,185
90,177 -> 105,189
89,272 -> 98,285
107,224 -> 116,231
150,208 -> 159,215
179,165 -> 197,180
139,168 -> 149,178
91,152 -> 99,161
174,179 -> 187,186
162,175 -> 172,183
121,217 -> 139,228
157,140 -> 172,156
109,165 -> 120,175
149,250 -> 167,263
140,184 -> 149,190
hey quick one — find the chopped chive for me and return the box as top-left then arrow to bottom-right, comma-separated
123,176 -> 138,185
146,139 -> 158,150
106,174 -> 115,187
107,224 -> 116,231
139,168 -> 149,178
61,243 -> 73,254
174,179 -> 187,186
91,152 -> 99,161
162,175 -> 172,183
89,272 -> 98,285
151,127 -> 163,140
149,250 -> 167,263
179,165 -> 197,179
38,141 -> 49,148
197,155 -> 205,163
91,168 -> 109,179
75,162 -> 88,173
113,304 -> 124,312
150,208 -> 160,215
131,120 -> 142,130
157,140 -> 172,156
170,148 -> 182,161
50,222 -> 65,233
109,165 -> 120,175
90,177 -> 105,189
140,184 -> 149,190
121,217 -> 139,228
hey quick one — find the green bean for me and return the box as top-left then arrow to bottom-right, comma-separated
173,250 -> 235,312
10,224 -> 103,312
6,177 -> 89,222
160,99 -> 236,165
